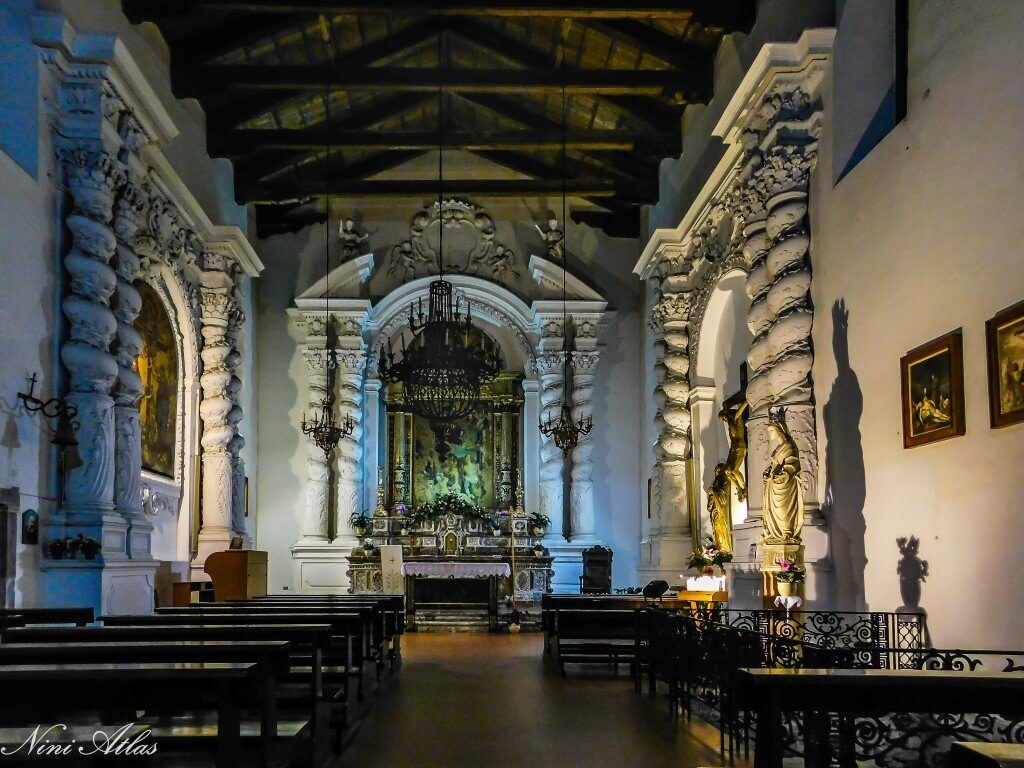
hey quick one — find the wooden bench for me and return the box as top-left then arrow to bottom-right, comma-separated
0,606 -> 94,626
222,598 -> 405,674
0,640 -> 295,762
738,668 -> 1024,768
2,623 -> 337,757
551,608 -> 639,676
0,662 -> 260,768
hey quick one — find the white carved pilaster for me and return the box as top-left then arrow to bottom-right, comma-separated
111,178 -> 155,560
569,350 -> 599,543
300,346 -> 332,542
535,351 -> 565,533
333,348 -> 366,542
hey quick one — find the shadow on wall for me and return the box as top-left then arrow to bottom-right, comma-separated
896,535 -> 930,645
821,300 -> 868,610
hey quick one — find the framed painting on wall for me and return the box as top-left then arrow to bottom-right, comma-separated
900,331 -> 965,448
986,301 -> 1024,428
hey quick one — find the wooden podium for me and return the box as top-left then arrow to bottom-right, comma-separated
203,550 -> 268,602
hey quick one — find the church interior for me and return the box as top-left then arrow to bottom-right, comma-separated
1,0 -> 1022,766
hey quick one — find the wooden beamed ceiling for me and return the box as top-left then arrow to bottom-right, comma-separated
125,1 -> 755,238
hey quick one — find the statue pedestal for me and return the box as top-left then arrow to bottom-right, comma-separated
761,542 -> 804,609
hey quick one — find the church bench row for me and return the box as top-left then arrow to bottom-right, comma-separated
102,613 -> 366,709
0,640 -> 292,764
0,662 -> 263,768
229,594 -> 406,673
0,607 -> 94,626
548,608 -> 641,677
159,601 -> 401,681
2,623 -> 335,764
539,593 -> 726,658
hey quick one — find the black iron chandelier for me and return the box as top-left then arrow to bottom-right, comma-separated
301,15 -> 354,459
538,82 -> 594,455
378,31 -> 500,435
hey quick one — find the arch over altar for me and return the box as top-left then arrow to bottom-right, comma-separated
290,234 -> 609,595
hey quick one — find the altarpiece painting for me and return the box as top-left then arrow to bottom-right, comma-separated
134,282 -> 179,477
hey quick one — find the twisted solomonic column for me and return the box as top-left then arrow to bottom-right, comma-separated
744,143 -> 820,517
196,281 -> 238,555
110,179 -> 152,559
333,350 -> 366,542
58,147 -> 125,548
651,290 -> 694,532
535,351 -> 565,533
225,312 -> 249,543
300,347 -> 332,542
570,351 -> 599,542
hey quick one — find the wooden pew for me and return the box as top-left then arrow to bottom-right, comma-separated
0,662 -> 259,768
2,623 -> 335,757
0,607 -> 94,626
175,601 -> 400,678
738,668 -> 1024,768
127,610 -> 370,690
101,611 -> 367,738
551,608 -> 639,677
0,640 -> 294,763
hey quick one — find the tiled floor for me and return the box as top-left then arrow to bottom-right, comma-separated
339,632 -> 724,768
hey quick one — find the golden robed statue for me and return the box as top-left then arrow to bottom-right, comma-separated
719,399 -> 749,500
707,463 -> 733,553
762,407 -> 803,544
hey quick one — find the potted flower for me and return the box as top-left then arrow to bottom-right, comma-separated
775,559 -> 805,597
362,540 -> 376,556
490,517 -> 501,536
687,549 -> 714,578
528,513 -> 550,537
506,607 -> 528,634
47,537 -> 68,560
78,535 -> 102,560
349,511 -> 371,536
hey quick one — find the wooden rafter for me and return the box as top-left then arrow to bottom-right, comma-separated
175,65 -> 706,97
237,178 -> 646,204
126,1 -> 743,21
215,128 -> 673,153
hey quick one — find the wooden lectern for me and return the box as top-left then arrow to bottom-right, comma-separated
203,550 -> 268,602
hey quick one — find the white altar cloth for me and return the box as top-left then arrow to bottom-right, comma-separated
402,562 -> 511,579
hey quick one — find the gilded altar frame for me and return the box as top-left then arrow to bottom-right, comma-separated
383,372 -> 524,511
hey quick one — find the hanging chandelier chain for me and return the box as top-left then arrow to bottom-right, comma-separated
378,12 -> 499,431
301,12 -> 354,457
538,62 -> 596,455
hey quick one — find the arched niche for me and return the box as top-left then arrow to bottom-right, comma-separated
139,265 -> 202,564
691,269 -> 753,537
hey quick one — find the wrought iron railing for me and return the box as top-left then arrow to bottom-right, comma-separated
643,607 -> 1024,768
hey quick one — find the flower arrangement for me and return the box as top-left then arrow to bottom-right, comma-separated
527,512 -> 550,535
409,494 -> 492,526
348,511 -> 371,534
775,559 -> 805,584
687,537 -> 733,576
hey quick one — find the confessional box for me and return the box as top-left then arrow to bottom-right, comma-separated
203,550 -> 268,602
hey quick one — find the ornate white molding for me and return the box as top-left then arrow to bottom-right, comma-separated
528,255 -> 604,301
637,28 -> 835,577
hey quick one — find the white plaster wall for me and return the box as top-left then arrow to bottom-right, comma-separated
810,0 -> 1024,647
0,0 -> 251,606
254,202 -> 644,590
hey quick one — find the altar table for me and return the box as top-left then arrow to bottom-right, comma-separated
403,561 -> 510,630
